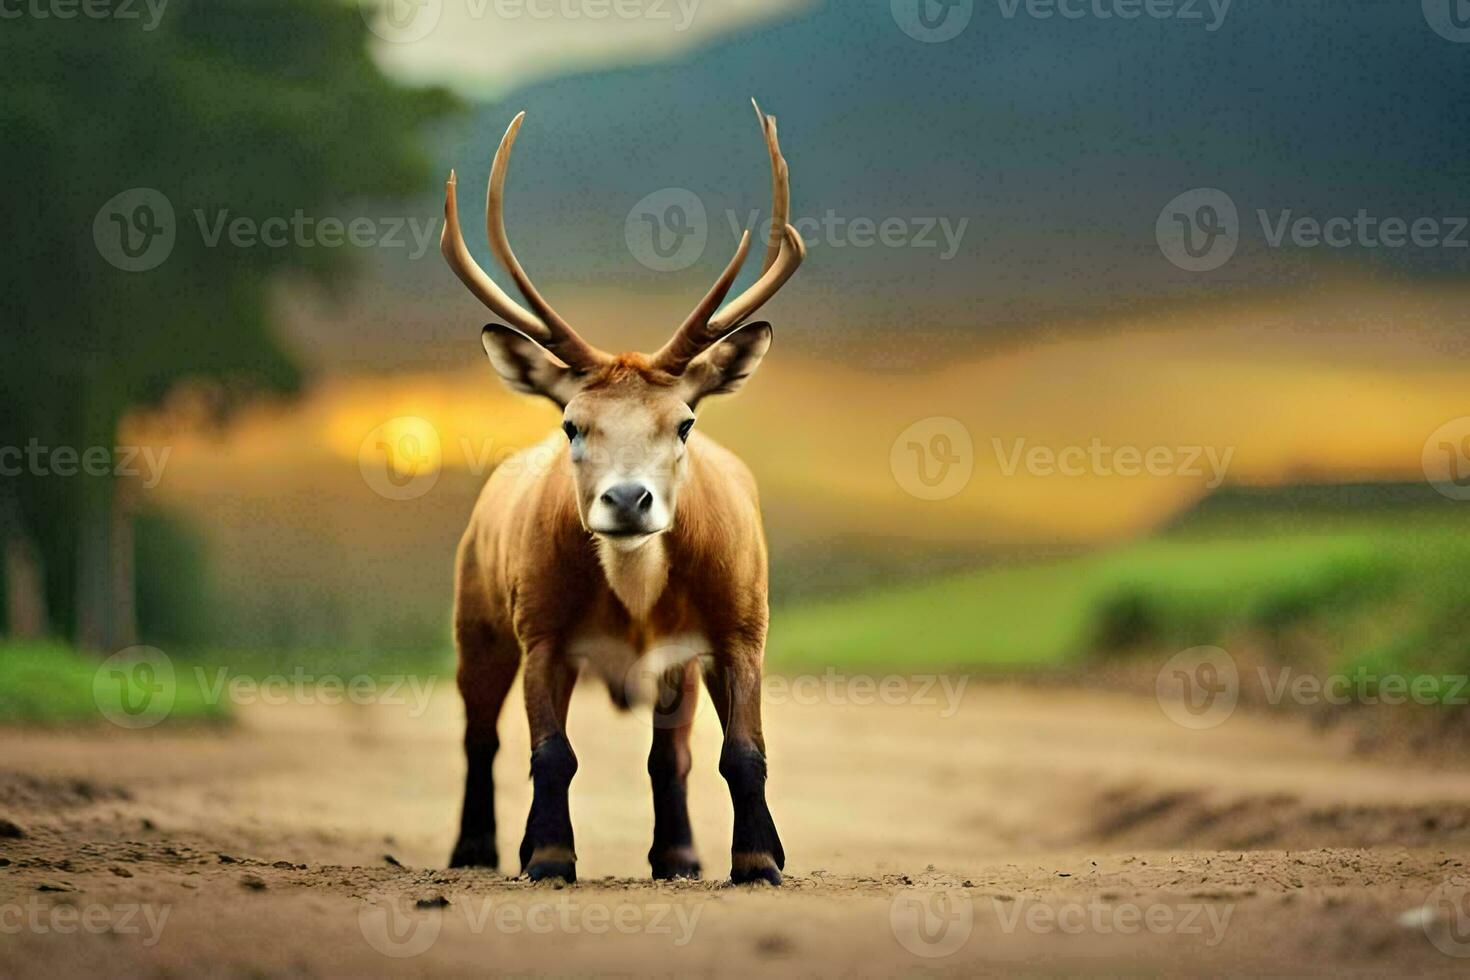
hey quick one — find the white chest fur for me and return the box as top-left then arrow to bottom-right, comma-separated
595,534 -> 670,622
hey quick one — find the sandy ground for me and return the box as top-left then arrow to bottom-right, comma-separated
4,679 -> 1470,977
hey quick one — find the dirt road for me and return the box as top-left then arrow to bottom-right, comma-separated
3,679 -> 1470,976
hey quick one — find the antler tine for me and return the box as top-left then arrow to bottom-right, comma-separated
707,223 -> 805,333
752,98 -> 788,275
651,230 -> 752,373
486,112 -> 606,369
653,101 -> 804,374
440,169 -> 549,341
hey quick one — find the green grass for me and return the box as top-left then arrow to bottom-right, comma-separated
0,641 -> 229,726
768,488 -> 1470,682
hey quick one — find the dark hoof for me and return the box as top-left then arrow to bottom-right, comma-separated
652,860 -> 702,881
650,845 -> 701,881
448,834 -> 498,869
526,860 -> 577,883
729,862 -> 782,886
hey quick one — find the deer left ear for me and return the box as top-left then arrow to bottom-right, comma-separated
480,324 -> 585,407
677,321 -> 773,407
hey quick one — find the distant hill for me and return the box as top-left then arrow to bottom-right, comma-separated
1170,481 -> 1461,529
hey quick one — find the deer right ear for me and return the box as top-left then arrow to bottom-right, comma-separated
481,324 -> 585,407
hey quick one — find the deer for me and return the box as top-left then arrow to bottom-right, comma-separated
439,101 -> 804,886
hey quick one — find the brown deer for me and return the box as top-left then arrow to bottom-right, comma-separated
439,102 -> 804,885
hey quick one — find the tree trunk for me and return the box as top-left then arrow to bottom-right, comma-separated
1,484 -> 48,639
109,481 -> 138,649
74,484 -> 110,652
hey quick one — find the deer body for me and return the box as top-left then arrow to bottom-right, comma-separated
442,104 -> 801,885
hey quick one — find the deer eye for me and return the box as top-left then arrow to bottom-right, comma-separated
677,418 -> 695,442
561,420 -> 578,442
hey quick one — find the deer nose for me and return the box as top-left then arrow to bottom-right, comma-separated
600,482 -> 653,518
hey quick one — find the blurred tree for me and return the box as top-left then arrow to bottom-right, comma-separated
0,0 -> 455,649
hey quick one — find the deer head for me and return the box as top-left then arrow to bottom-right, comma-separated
441,101 -> 804,546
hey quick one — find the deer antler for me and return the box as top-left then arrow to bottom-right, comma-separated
652,99 -> 805,375
440,113 -> 607,370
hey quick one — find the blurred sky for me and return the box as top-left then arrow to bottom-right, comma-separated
155,0 -> 1470,560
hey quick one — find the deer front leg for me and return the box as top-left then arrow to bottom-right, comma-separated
705,653 -> 785,885
519,643 -> 579,883
648,660 -> 701,880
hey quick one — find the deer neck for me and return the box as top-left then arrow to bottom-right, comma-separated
595,535 -> 669,622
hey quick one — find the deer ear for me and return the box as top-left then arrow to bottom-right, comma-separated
481,324 -> 585,407
677,321 -> 773,407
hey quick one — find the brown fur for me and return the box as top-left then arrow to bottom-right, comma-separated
450,355 -> 782,883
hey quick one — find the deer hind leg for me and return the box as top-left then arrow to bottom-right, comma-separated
648,659 -> 701,880
705,651 -> 785,885
519,642 -> 580,882
449,617 -> 520,869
